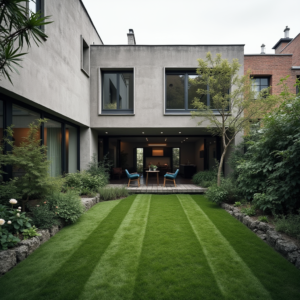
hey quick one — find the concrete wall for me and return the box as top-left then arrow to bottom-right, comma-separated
0,0 -> 102,127
90,45 -> 244,129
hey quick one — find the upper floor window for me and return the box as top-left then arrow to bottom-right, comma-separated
296,76 -> 300,95
81,36 -> 90,77
28,0 -> 44,31
165,71 -> 225,113
102,71 -> 134,114
251,77 -> 269,99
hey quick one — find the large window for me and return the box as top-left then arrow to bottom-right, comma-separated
166,72 -> 208,112
66,124 -> 78,173
28,0 -> 44,30
251,78 -> 269,99
136,148 -> 143,172
102,71 -> 134,114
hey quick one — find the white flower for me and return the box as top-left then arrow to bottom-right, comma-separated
18,207 -> 21,209
9,199 -> 18,205
0,219 -> 5,226
18,209 -> 21,212
17,213 -> 20,217
7,221 -> 12,224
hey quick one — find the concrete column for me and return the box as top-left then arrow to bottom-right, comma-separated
80,127 -> 98,170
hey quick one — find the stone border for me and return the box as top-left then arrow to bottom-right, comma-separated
221,203 -> 300,270
0,194 -> 100,277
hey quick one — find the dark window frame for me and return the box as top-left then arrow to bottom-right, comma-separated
0,93 -> 80,179
101,71 -> 134,115
251,77 -> 270,99
27,0 -> 45,32
165,70 -> 228,114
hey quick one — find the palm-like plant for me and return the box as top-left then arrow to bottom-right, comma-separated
0,0 -> 52,84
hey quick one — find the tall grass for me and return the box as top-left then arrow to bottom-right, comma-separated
98,186 -> 129,201
274,211 -> 300,240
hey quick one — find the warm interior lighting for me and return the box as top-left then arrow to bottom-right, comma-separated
152,149 -> 164,156
148,144 -> 167,146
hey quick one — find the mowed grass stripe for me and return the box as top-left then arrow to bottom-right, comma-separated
0,199 -> 121,300
132,194 -> 223,300
191,195 -> 300,300
79,194 -> 151,300
32,195 -> 136,300
178,194 -> 272,300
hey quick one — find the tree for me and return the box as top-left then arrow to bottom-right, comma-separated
0,0 -> 51,84
191,52 -> 279,186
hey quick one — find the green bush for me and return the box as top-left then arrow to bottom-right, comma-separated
22,226 -> 40,240
241,205 -> 256,216
64,171 -> 107,195
45,190 -> 85,224
0,179 -> 20,206
99,186 -> 129,201
0,227 -> 20,250
235,96 -> 300,214
192,170 -> 217,187
87,153 -> 112,181
258,216 -> 268,223
29,203 -> 59,229
234,202 -> 241,207
274,211 -> 300,240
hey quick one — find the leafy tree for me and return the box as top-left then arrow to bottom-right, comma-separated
191,52 -> 279,186
0,0 -> 51,84
236,81 -> 300,214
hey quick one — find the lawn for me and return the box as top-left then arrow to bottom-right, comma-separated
1,194 -> 300,300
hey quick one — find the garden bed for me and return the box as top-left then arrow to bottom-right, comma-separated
221,203 -> 300,269
0,194 -> 100,277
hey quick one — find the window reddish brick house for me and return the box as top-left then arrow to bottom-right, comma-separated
245,27 -> 300,95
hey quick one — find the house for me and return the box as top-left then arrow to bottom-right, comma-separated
0,1 -> 299,180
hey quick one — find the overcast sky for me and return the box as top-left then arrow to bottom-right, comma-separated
82,0 -> 299,54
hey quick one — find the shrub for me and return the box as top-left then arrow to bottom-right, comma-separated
0,179 -> 20,206
99,186 -> 129,201
274,211 -> 300,240
258,216 -> 268,223
192,170 -> 217,187
0,227 -> 20,250
29,203 -> 59,229
234,202 -> 241,207
87,153 -> 112,181
45,190 -> 85,224
22,226 -> 40,240
64,171 -> 107,195
205,184 -> 228,205
241,205 -> 256,216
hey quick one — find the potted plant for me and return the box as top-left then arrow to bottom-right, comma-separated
150,164 -> 157,171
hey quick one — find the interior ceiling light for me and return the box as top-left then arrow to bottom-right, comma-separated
179,132 -> 181,134
161,132 -> 163,134
148,144 -> 167,146
142,132 -> 144,134
105,132 -> 108,134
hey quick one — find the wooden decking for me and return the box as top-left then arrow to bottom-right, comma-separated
106,183 -> 206,194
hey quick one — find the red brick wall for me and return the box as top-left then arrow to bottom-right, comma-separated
281,33 -> 300,66
244,55 -> 300,95
275,42 -> 290,54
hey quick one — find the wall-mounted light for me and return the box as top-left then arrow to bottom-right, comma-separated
165,138 -> 167,141
146,138 -> 148,141
186,137 -> 188,139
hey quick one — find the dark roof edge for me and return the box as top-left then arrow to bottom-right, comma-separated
91,44 -> 245,47
245,54 -> 292,56
280,33 -> 300,53
79,0 -> 104,44
272,38 -> 292,49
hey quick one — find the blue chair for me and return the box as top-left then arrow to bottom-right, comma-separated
164,169 -> 179,187
125,169 -> 140,187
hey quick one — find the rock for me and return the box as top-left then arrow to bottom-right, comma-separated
0,250 -> 17,274
242,216 -> 251,227
19,237 -> 40,255
238,214 -> 244,222
233,208 -> 239,214
257,233 -> 267,240
249,220 -> 260,230
37,229 -> 50,244
14,245 -> 28,262
228,211 -> 233,215
266,230 -> 281,247
256,230 -> 265,235
258,222 -> 269,232
287,251 -> 300,264
81,199 -> 92,211
220,203 -> 226,209
49,225 -> 59,237
253,229 -> 258,233
275,239 -> 298,257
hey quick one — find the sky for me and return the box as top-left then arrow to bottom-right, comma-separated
82,0 -> 300,54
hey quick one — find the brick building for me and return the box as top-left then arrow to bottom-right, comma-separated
245,27 -> 300,95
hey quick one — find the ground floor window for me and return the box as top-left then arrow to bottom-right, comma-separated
172,148 -> 180,172
0,94 -> 80,178
136,148 -> 143,172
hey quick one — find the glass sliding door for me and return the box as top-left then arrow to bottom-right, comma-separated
44,119 -> 61,177
172,148 -> 180,172
66,124 -> 78,173
136,148 -> 143,173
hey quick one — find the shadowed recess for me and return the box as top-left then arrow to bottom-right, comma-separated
132,194 -> 223,300
32,196 -> 135,300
